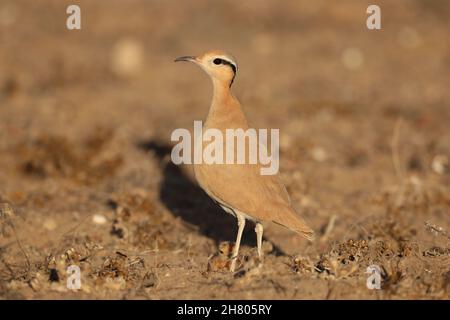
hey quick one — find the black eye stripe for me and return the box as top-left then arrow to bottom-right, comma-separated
223,60 -> 237,74
213,58 -> 236,74
212,57 -> 237,87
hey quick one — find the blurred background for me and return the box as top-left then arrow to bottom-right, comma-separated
0,0 -> 449,299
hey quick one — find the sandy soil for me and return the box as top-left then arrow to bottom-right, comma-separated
0,0 -> 449,299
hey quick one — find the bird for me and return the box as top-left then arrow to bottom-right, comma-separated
175,50 -> 314,272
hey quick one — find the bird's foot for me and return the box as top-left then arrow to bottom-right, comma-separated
229,254 -> 239,272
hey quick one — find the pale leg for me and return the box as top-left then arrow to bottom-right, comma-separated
255,222 -> 264,261
230,214 -> 246,272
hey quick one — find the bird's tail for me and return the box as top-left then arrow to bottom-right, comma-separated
274,207 -> 315,241
295,224 -> 315,241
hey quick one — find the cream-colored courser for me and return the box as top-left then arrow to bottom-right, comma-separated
175,50 -> 314,272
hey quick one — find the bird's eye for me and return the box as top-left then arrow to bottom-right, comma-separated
213,58 -> 222,65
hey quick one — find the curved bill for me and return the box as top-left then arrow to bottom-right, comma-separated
174,55 -> 196,62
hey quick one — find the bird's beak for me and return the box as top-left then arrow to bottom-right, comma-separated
174,55 -> 196,63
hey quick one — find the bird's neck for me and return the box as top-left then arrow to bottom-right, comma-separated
211,78 -> 233,105
206,78 -> 246,128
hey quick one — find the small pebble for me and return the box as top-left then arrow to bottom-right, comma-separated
43,219 -> 57,231
311,146 -> 327,162
432,155 -> 448,175
92,214 -> 107,225
142,272 -> 158,288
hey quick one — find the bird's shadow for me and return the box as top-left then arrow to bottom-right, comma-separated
138,140 -> 285,256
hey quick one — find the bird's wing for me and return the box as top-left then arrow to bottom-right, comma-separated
194,161 -> 314,240
196,96 -> 314,240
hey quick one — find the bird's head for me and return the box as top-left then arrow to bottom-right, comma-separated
175,50 -> 238,87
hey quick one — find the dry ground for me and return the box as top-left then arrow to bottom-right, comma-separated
0,0 -> 449,299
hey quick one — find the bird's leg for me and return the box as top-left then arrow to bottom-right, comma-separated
255,222 -> 264,261
230,214 -> 245,272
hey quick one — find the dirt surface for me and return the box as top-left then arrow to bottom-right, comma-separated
0,0 -> 449,299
